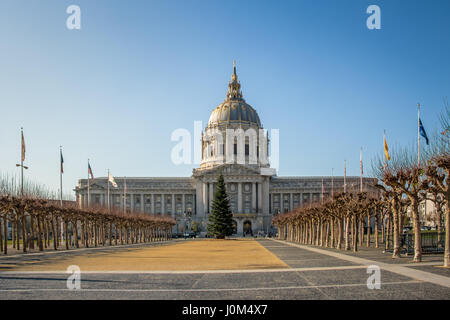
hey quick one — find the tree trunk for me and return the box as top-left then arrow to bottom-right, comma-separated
435,202 -> 443,245
29,215 -> 35,250
366,213 -> 371,247
12,221 -> 16,249
344,216 -> 351,250
353,215 -> 358,252
109,222 -> 113,246
52,217 -> 58,250
375,214 -> 379,248
443,197 -> 449,267
410,198 -> 422,262
37,216 -> 43,251
16,219 -> 21,250
330,217 -> 334,248
63,219 -> 68,250
22,215 -> 27,253
392,201 -> 401,258
3,216 -> 7,254
336,218 -> 343,250
359,217 -> 363,247
385,216 -> 390,251
115,224 -> 118,246
73,219 -> 79,248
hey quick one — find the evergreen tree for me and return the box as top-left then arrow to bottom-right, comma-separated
207,173 -> 234,239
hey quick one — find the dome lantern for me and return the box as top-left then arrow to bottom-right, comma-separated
207,61 -> 261,128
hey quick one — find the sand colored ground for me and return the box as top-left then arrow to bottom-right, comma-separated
6,239 -> 289,271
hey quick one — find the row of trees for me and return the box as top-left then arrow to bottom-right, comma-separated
0,173 -> 175,255
0,196 -> 175,255
273,190 -> 385,252
274,105 -> 449,267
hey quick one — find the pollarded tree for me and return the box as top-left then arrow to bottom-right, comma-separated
422,155 -> 449,267
207,173 -> 234,239
374,183 -> 402,258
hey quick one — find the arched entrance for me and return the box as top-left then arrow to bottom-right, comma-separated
232,220 -> 238,235
243,220 -> 253,236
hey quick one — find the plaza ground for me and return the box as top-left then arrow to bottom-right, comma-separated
0,238 -> 449,299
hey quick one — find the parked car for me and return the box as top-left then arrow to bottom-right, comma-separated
183,232 -> 197,239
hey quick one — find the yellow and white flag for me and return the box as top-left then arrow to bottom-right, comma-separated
21,129 -> 26,162
108,172 -> 118,188
384,136 -> 390,161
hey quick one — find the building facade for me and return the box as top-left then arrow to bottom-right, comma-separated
75,63 -> 377,236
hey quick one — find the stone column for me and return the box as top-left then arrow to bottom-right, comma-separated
299,193 -> 303,206
202,182 -> 207,214
310,192 -> 313,204
172,193 -> 176,217
161,194 -> 165,214
209,183 -> 214,213
182,194 -> 186,214
269,193 -> 273,214
262,178 -> 270,215
252,183 -> 256,212
196,180 -> 204,217
140,194 -> 144,212
280,193 -> 283,212
151,194 -> 155,213
258,183 -> 262,213
130,194 -> 134,212
238,182 -> 243,213
290,193 -> 293,211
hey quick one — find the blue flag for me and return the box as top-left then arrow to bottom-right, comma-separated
60,151 -> 64,174
419,118 -> 429,145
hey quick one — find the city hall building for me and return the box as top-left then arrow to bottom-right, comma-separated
75,63 -> 377,236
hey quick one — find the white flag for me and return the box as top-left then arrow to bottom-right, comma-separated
108,172 -> 118,188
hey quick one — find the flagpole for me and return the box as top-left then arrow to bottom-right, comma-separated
107,169 -> 110,211
60,146 -> 63,207
321,178 -> 324,204
383,130 -> 386,169
87,159 -> 90,208
344,160 -> 347,193
418,103 -> 421,167
360,147 -> 363,192
58,146 -> 64,244
123,176 -> 127,214
331,168 -> 334,198
21,128 -> 24,196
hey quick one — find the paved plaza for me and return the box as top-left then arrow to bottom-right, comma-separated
0,239 -> 449,299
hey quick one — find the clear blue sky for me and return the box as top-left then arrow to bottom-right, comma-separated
0,0 -> 449,198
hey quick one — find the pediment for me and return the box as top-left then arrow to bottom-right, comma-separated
193,164 -> 261,178
79,182 -> 105,190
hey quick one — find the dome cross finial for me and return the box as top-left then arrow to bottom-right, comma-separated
233,60 -> 236,74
